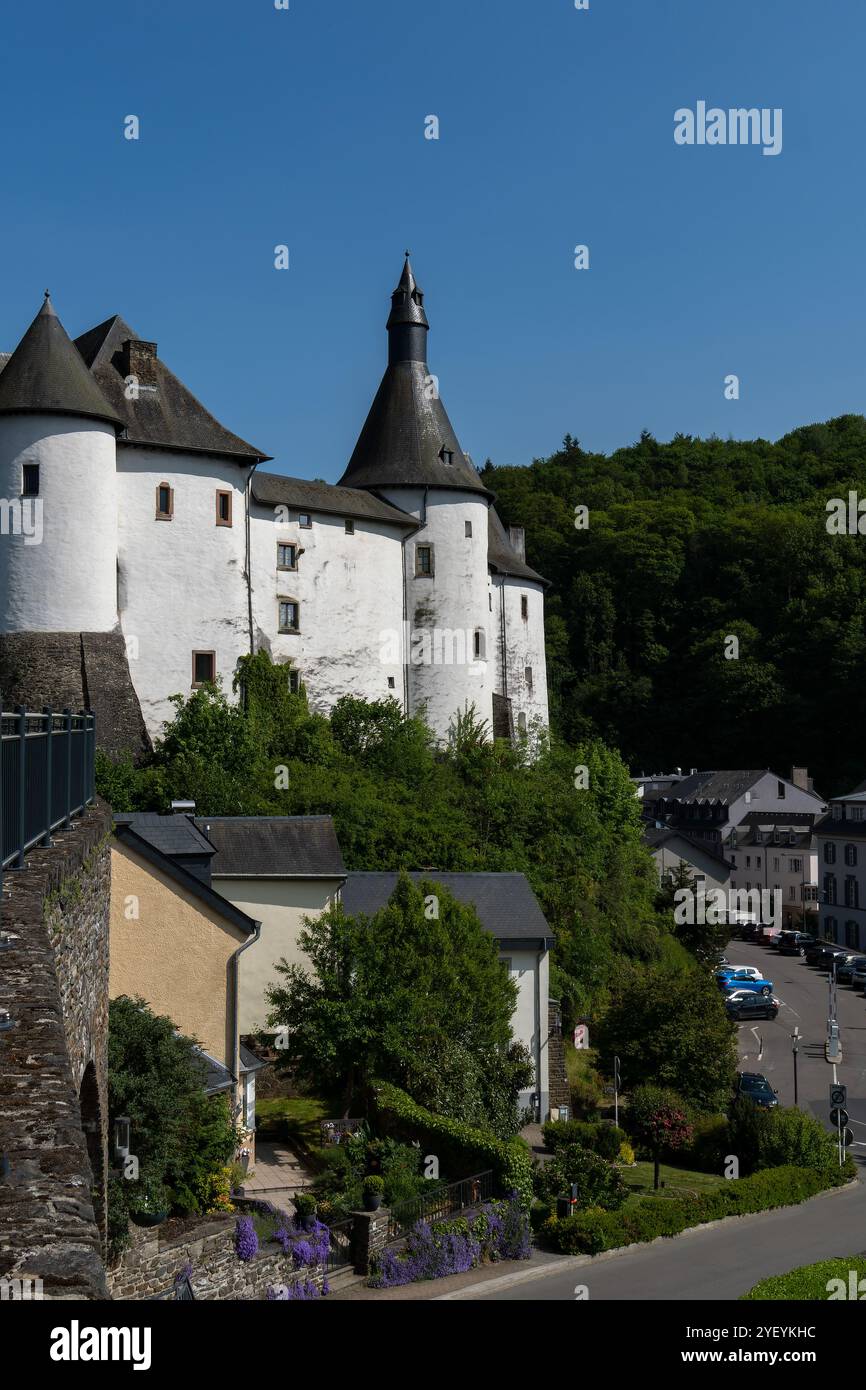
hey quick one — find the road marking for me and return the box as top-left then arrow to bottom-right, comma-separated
751,1026 -> 763,1061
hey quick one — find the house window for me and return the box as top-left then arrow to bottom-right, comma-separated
852,807 -> 864,821
756,856 -> 762,868
824,873 -> 837,905
215,490 -> 232,526
298,512 -> 312,529
773,857 -> 780,872
279,599 -> 300,633
777,781 -> 786,799
525,666 -> 533,691
824,842 -> 837,865
845,876 -> 859,908
473,629 -> 486,660
846,921 -> 858,948
465,520 -> 472,538
832,804 -> 844,821
192,651 -> 215,686
22,463 -> 39,496
288,667 -> 301,694
826,915 -> 838,940
345,518 -> 354,535
746,856 -> 751,869
521,594 -> 529,621
387,676 -> 395,689
415,545 -> 434,577
790,857 -> 802,873
156,483 -> 174,519
277,543 -> 297,570
845,844 -> 858,867
789,886 -> 796,901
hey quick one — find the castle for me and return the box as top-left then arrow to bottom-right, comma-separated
0,257 -> 548,749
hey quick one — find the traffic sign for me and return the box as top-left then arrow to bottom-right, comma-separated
830,1084 -> 847,1108
830,1108 -> 849,1128
843,1128 -> 855,1148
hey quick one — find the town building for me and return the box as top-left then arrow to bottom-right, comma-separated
815,782 -> 866,950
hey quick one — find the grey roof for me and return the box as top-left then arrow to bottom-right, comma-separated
112,818 -> 258,936
643,825 -> 732,870
739,811 -> 818,828
252,470 -> 418,529
114,812 -> 215,859
195,815 -> 346,878
339,358 -> 492,496
0,295 -> 122,427
341,872 -> 552,943
197,1050 -> 234,1095
239,1043 -> 270,1073
386,256 -> 429,329
487,507 -> 548,585
662,770 -> 765,805
74,314 -> 269,463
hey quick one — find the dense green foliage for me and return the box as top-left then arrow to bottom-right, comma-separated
625,1085 -> 693,1190
373,1080 -> 534,1206
482,415 -> 866,794
742,1256 -> 866,1301
541,1119 -> 626,1159
541,1164 -> 850,1255
534,1143 -> 628,1209
107,996 -> 238,1255
265,874 -> 531,1135
727,1100 -> 843,1178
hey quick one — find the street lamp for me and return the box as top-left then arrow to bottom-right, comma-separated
791,1026 -> 799,1107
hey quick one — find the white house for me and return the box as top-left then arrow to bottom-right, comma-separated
0,259 -> 549,751
816,782 -> 866,950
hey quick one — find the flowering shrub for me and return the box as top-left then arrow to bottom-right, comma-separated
267,1278 -> 324,1300
368,1194 -> 530,1288
234,1215 -> 259,1262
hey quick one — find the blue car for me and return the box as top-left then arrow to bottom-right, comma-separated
716,967 -> 774,997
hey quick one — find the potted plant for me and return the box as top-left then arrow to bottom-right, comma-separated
129,1174 -> 170,1227
293,1192 -> 317,1231
363,1175 -> 385,1212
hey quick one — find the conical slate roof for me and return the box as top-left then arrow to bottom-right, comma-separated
338,257 -> 491,498
0,294 -> 122,426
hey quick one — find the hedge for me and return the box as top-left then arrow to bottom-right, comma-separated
742,1256 -> 866,1301
541,1163 -> 853,1256
542,1120 -> 626,1160
372,1080 -> 533,1206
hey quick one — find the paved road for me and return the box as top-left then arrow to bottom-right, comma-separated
469,938 -> 866,1301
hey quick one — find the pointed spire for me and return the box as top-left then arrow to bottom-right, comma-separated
387,252 -> 429,335
0,294 -> 121,426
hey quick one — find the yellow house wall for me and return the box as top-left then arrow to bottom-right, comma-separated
109,842 -> 249,1079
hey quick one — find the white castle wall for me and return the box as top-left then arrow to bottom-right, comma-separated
378,486 -> 493,740
497,576 -> 549,739
249,499 -> 406,715
116,448 -> 250,737
0,415 -> 118,633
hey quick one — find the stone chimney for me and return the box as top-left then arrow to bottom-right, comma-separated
120,338 -> 158,387
791,767 -> 812,792
508,525 -> 526,561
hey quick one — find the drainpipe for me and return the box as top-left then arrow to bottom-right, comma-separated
535,941 -> 544,1122
229,920 -> 262,1117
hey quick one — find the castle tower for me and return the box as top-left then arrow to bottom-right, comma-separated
0,293 -> 121,633
338,257 -> 494,739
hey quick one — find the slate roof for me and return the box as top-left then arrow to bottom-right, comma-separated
74,314 -> 269,463
252,470 -> 418,529
112,818 -> 258,936
0,295 -> 122,427
340,872 -> 553,944
114,812 -> 215,859
487,507 -> 548,585
195,816 -> 346,879
663,770 -> 765,804
642,825 -> 732,870
814,810 -> 866,839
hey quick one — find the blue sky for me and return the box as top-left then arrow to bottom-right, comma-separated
1,0 -> 864,476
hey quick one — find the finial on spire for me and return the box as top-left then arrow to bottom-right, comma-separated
44,289 -> 50,300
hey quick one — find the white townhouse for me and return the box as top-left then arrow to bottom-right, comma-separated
816,784 -> 866,950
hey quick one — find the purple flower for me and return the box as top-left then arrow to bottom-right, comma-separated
235,1216 -> 259,1262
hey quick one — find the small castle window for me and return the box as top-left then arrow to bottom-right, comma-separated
474,629 -> 486,660
439,446 -> 454,466
298,512 -> 312,529
525,665 -> 533,691
517,712 -> 527,735
192,651 -> 215,686
415,545 -> 434,577
277,543 -> 297,570
388,676 -> 395,689
216,490 -> 232,526
279,599 -> 300,633
345,518 -> 355,535
465,520 -> 472,538
156,483 -> 174,520
288,667 -> 302,694
520,594 -> 529,620
22,464 -> 39,497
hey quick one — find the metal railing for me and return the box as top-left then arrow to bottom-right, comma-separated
0,701 -> 96,897
325,1218 -> 354,1275
387,1169 -> 494,1243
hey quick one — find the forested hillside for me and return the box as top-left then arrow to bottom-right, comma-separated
482,415 -> 866,796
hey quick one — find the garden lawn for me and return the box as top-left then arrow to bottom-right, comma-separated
256,1096 -> 330,1149
620,1163 -> 727,1205
742,1256 -> 866,1300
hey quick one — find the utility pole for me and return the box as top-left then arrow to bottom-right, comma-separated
614,1055 -> 621,1132
791,1025 -> 799,1107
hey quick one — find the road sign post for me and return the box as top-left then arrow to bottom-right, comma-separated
791,1026 -> 799,1107
830,1085 -> 848,1168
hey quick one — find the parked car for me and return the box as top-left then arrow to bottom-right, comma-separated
736,1072 -> 779,1108
715,965 -> 762,981
836,955 -> 866,984
776,930 -> 817,957
852,959 -> 866,990
718,970 -> 774,996
804,940 -> 846,967
725,994 -> 780,1021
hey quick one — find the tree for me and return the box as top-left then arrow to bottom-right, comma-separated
265,873 -> 526,1136
627,1085 -> 693,1190
535,1143 -> 627,1210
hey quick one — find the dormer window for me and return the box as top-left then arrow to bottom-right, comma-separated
439,446 -> 454,466
22,464 -> 39,497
